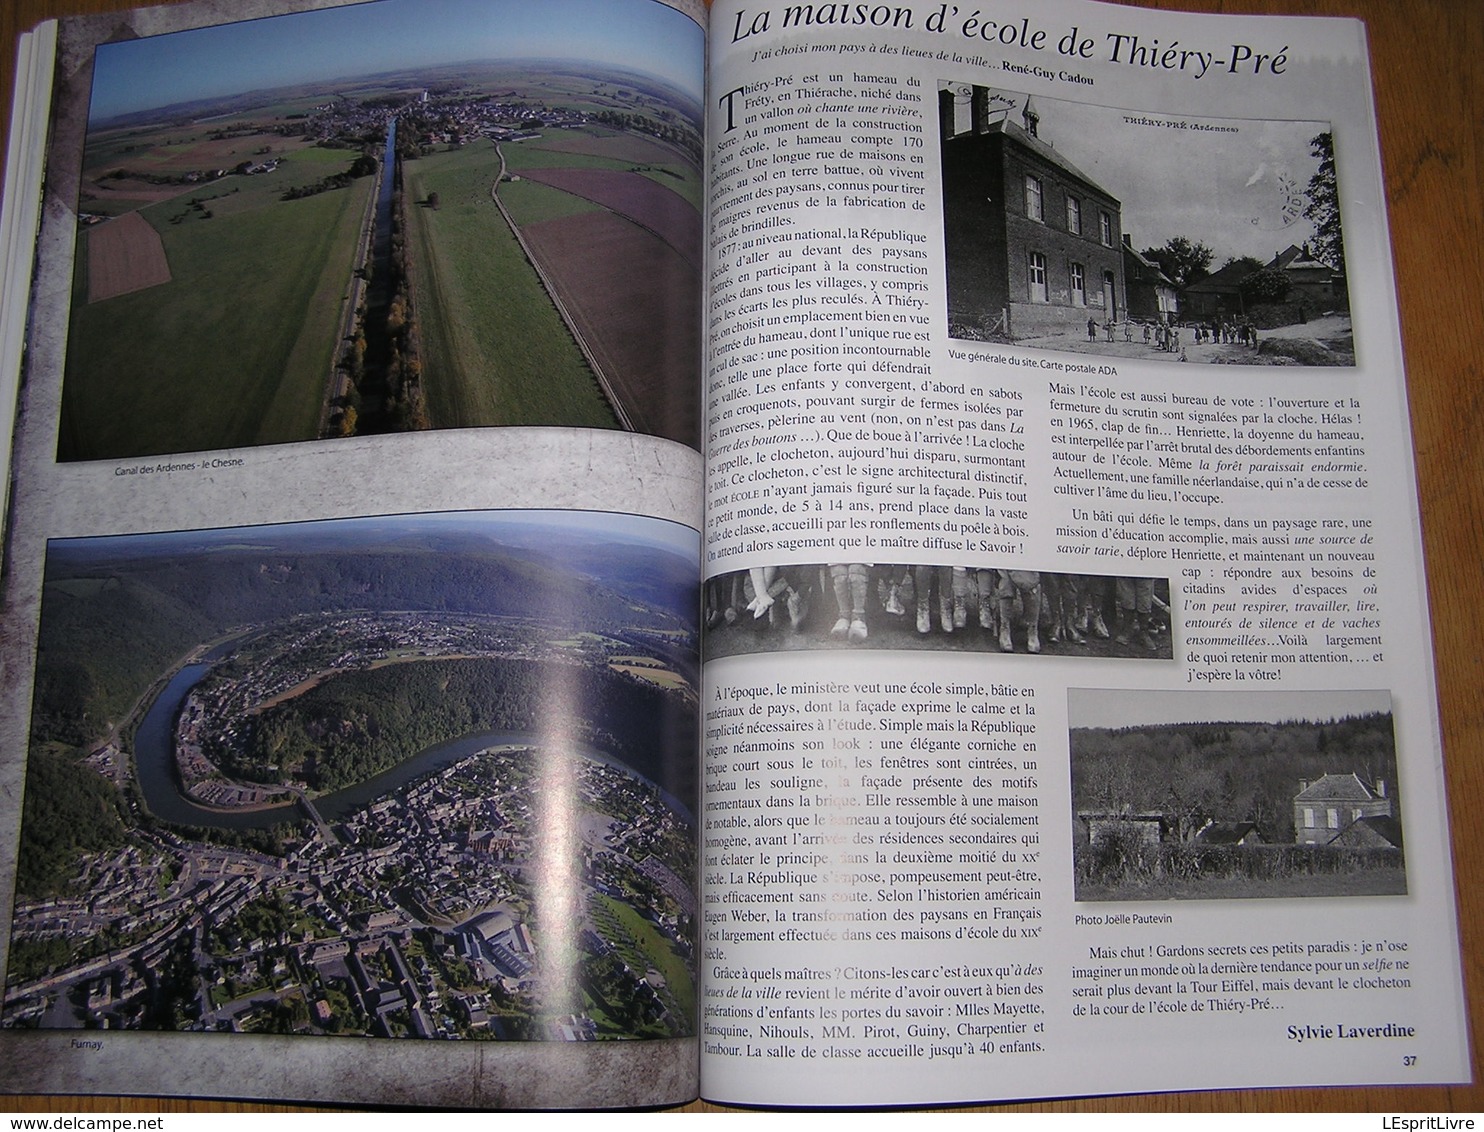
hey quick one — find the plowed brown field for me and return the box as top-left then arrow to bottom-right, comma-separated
86,211 -> 171,302
517,168 -> 702,270
520,208 -> 699,448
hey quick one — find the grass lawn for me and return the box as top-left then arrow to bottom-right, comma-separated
1076,866 -> 1408,901
400,140 -> 617,430
59,147 -> 372,461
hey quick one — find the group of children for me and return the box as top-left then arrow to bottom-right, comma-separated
1084,317 -> 1260,357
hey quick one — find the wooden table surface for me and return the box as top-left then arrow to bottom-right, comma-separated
1,0 -> 1479,1114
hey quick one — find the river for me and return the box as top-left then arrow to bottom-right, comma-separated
131,655 -> 693,833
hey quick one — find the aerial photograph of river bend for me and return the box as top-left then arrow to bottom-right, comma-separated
3,509 -> 699,1041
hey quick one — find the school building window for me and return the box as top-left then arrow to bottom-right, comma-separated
1099,210 -> 1113,246
1025,175 -> 1043,221
1028,252 -> 1047,301
1066,196 -> 1081,235
1070,262 -> 1085,305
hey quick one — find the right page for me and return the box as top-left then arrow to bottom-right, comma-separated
700,0 -> 1470,1106
0,0 -> 707,1108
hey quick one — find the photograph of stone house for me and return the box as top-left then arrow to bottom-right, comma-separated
939,86 -> 1125,339
939,84 -> 1353,366
1294,773 -> 1401,848
1069,688 -> 1404,900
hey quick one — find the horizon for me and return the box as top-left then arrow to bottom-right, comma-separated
87,0 -> 704,124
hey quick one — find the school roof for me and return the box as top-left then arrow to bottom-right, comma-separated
1295,773 -> 1382,803
947,109 -> 1118,205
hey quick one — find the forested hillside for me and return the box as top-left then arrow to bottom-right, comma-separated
30,532 -> 695,752
224,655 -> 695,794
1070,713 -> 1398,843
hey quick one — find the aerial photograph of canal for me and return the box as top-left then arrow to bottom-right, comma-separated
56,0 -> 703,460
3,509 -> 700,1040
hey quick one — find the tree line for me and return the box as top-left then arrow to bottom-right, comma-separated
1140,132 -> 1343,307
1070,711 -> 1397,845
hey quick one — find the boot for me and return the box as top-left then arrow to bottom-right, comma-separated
885,583 -> 904,616
787,588 -> 808,631
1135,612 -> 1157,651
831,570 -> 852,637
1024,584 -> 1042,654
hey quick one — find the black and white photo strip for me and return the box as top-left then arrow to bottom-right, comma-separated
1069,687 -> 1403,902
706,566 -> 1170,659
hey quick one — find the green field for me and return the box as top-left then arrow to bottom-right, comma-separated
499,143 -> 629,174
590,891 -> 695,1032
495,177 -> 602,226
400,140 -> 617,430
59,146 -> 372,461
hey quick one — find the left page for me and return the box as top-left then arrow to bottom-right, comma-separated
0,0 -> 705,1108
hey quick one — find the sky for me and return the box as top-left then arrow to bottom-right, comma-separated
1067,688 -> 1391,731
945,83 -> 1332,266
88,0 -> 704,123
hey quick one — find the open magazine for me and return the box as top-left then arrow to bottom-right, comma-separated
0,0 -> 1469,1110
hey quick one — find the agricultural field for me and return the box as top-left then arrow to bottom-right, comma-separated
607,657 -> 689,692
400,141 -> 617,430
402,121 -> 702,448
507,128 -> 703,213
59,138 -> 373,461
85,212 -> 171,301
519,207 -> 700,446
516,167 -> 702,268
76,108 -> 324,218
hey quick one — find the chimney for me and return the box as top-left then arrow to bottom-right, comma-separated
972,86 -> 991,134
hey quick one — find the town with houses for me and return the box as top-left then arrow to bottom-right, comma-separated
5,743 -> 694,1039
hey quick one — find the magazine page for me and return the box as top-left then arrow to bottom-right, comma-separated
700,0 -> 1469,1107
0,0 -> 707,1109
